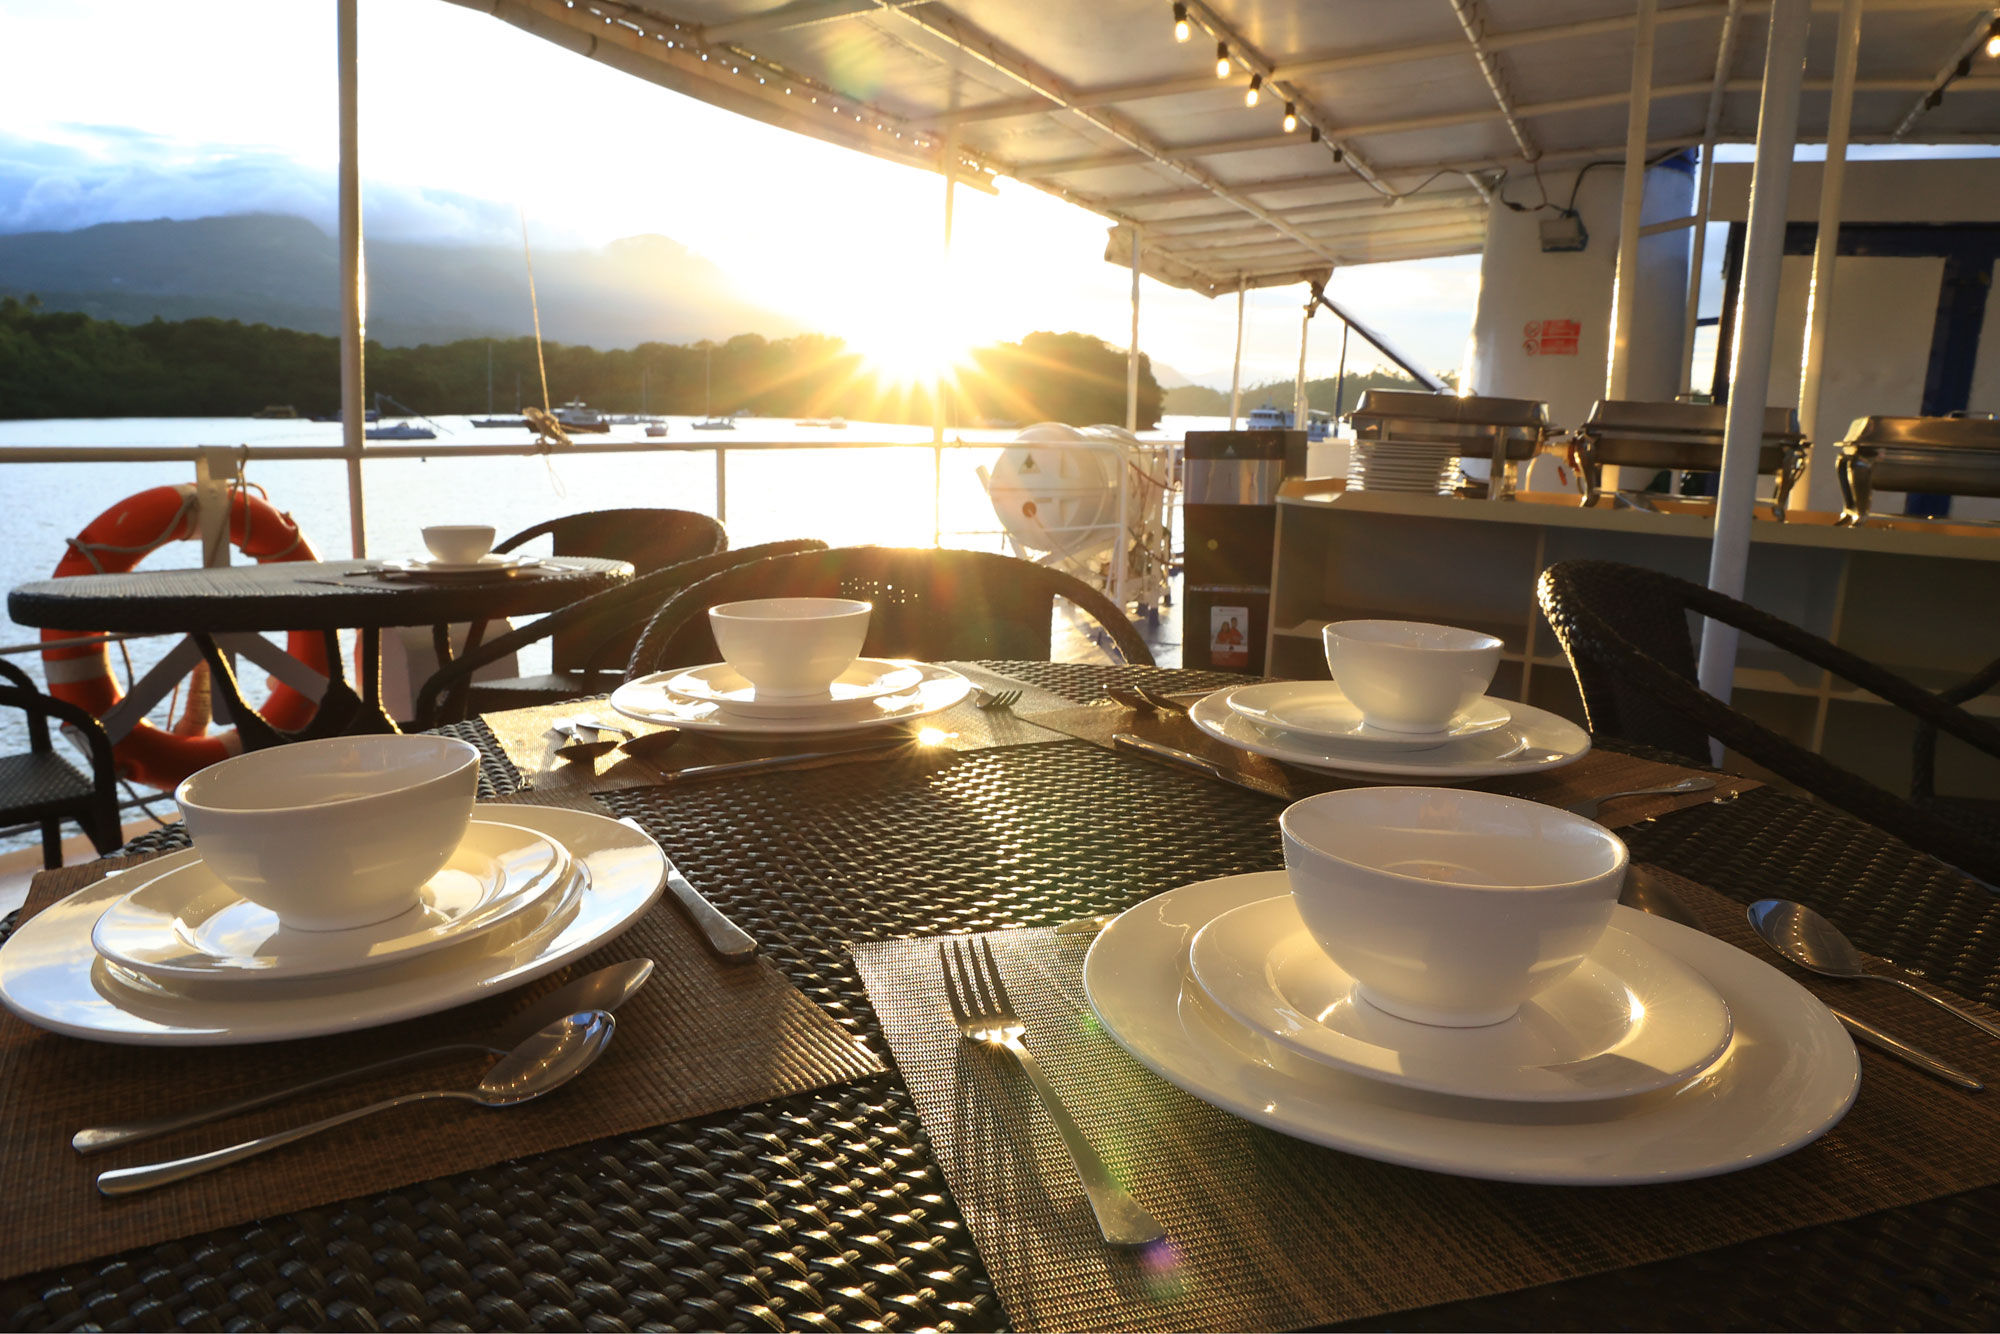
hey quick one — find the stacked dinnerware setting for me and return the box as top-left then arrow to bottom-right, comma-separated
610,595 -> 974,735
374,524 -> 544,579
1083,618 -> 1860,1183
0,734 -> 667,1045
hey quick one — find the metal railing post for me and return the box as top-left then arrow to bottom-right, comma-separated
713,446 -> 728,524
336,0 -> 368,558
193,447 -> 240,569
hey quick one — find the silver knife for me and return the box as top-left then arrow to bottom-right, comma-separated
651,736 -> 910,783
1111,732 -> 1285,799
1831,1007 -> 1984,1091
612,818 -> 757,958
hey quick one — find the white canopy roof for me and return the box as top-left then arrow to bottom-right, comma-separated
446,0 -> 2000,294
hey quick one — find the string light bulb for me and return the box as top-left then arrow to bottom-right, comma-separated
1173,2 -> 1190,42
1215,41 -> 1230,78
1245,73 -> 1262,108
1282,101 -> 1298,132
1986,19 -> 2000,56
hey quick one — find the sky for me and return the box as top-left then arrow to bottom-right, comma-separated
0,0 -> 1481,387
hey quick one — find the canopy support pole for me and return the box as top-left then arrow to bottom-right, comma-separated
1126,227 -> 1142,432
934,135 -> 956,546
1698,0 -> 1809,704
1607,0 -> 1656,400
1798,0 -> 1862,511
1292,287 -> 1315,431
337,0 -> 367,558
1228,278 -> 1246,430
1680,0 -> 1744,397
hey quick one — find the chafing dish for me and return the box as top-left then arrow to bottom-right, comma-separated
1837,415 -> 2000,525
1347,391 -> 1549,499
1571,399 -> 1806,518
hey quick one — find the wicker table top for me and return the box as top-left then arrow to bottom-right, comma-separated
4,661 -> 1998,1330
8,558 -> 632,634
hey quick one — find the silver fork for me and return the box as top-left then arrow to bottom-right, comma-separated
940,937 -> 1164,1246
974,687 -> 1022,711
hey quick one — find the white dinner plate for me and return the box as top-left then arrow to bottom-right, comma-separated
1188,894 -> 1734,1102
660,658 -> 927,720
1224,682 -> 1512,751
1084,872 -> 1857,1184
1191,687 -> 1590,781
376,555 -> 539,577
612,661 -> 973,735
0,805 -> 664,1045
92,820 -> 571,986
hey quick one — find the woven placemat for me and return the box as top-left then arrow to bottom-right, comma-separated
1029,699 -> 1759,827
852,866 -> 2000,1332
486,685 -> 1065,796
0,800 -> 882,1281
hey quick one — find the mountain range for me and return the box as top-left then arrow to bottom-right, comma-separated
0,213 -> 805,348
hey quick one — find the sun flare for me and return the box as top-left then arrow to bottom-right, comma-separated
849,323 -> 973,385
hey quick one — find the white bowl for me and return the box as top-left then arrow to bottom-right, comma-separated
1279,787 -> 1628,1027
708,597 -> 872,697
1323,619 -> 1502,734
175,735 -> 480,932
422,524 -> 496,565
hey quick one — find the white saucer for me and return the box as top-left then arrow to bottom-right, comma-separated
377,555 -> 538,577
661,658 -> 927,720
612,661 -> 973,735
92,820 -> 571,986
1188,894 -> 1734,1102
1084,872 -> 1856,1184
0,805 -> 664,1045
1224,682 -> 1512,751
1191,687 -> 1590,781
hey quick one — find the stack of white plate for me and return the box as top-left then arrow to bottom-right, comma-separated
1347,440 -> 1464,495
1192,680 -> 1590,783
610,658 -> 974,737
1081,872 -> 1859,1183
372,555 -> 545,580
0,805 -> 665,1045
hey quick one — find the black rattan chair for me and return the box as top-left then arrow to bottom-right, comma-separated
413,539 -> 828,730
0,658 -> 121,869
467,508 -> 729,710
1538,558 -> 2000,886
626,546 -> 1156,677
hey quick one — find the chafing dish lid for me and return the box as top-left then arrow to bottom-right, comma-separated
1348,390 -> 1548,428
1583,399 -> 1802,444
1839,415 -> 2000,453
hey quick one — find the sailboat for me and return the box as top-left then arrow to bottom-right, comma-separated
692,343 -> 734,430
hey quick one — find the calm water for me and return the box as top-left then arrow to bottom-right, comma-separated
0,413 -> 1217,851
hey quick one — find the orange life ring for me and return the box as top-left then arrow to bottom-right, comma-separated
39,484 -> 328,791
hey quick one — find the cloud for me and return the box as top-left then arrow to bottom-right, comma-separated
0,129 -> 522,245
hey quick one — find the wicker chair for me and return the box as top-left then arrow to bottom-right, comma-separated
627,546 -> 1156,677
465,508 -> 729,711
0,659 -> 121,869
1538,558 -> 2000,886
412,540 -> 828,730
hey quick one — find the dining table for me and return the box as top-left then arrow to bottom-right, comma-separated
7,557 -> 633,744
2,659 -> 1998,1330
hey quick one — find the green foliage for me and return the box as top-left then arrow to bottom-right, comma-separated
0,300 -> 1163,427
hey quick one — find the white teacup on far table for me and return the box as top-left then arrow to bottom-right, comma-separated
708,597 -> 872,697
422,524 -> 497,565
1279,786 -> 1628,1027
1322,619 -> 1501,733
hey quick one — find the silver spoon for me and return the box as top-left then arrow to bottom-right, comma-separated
1569,776 -> 1717,820
1747,899 -> 2000,1042
74,960 -> 654,1154
97,1010 -> 616,1196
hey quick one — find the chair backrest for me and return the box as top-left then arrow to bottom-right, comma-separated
413,538 -> 827,729
1538,558 -> 2000,885
495,509 -> 728,673
627,546 -> 1156,678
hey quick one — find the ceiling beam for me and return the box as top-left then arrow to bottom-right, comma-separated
1142,191 -> 1489,238
870,1 -> 1349,260
1893,6 -> 2000,137
1163,204 -> 1488,250
1448,0 -> 1539,160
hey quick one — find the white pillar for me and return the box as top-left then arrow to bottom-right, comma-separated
1797,0 -> 1862,511
1607,0 -> 1656,401
1228,278 -> 1246,430
934,138 -> 956,450
1680,148 -> 1719,398
1293,297 -> 1312,429
337,0 -> 367,558
1126,228 -> 1142,432
1698,0 -> 1810,702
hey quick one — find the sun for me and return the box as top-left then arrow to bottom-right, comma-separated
850,322 -> 973,385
